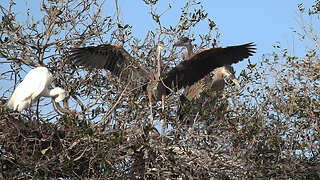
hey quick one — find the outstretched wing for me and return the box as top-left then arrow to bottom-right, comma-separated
68,44 -> 149,83
161,42 -> 256,93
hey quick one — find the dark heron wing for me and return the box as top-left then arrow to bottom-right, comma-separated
68,44 -> 150,84
161,42 -> 256,94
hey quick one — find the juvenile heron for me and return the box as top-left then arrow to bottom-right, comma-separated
174,37 -> 244,103
68,40 -> 255,118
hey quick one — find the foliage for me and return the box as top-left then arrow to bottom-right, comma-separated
0,0 -> 319,179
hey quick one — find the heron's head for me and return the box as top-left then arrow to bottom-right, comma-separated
173,37 -> 193,47
220,66 -> 240,88
157,41 -> 165,52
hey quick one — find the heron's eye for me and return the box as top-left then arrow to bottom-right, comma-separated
154,82 -> 159,88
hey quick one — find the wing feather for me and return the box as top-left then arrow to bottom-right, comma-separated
69,44 -> 149,82
162,42 -> 256,93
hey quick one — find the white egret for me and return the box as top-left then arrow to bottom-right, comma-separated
7,66 -> 68,112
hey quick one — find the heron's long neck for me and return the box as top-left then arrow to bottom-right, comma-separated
156,48 -> 162,81
44,87 -> 66,102
185,42 -> 193,58
213,68 -> 224,81
211,67 -> 225,91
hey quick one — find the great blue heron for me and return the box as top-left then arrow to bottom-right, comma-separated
173,37 -> 244,103
180,65 -> 239,102
7,67 -> 68,112
68,40 -> 255,118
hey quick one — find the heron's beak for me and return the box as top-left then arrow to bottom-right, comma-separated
222,68 -> 240,88
231,77 -> 240,88
173,40 -> 186,47
173,42 -> 181,47
226,73 -> 240,88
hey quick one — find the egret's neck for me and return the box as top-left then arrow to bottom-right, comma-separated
42,87 -> 67,102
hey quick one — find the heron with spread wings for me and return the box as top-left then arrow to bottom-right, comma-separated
173,37 -> 243,103
68,40 -> 255,119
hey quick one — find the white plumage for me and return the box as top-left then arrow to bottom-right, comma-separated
7,67 -> 67,112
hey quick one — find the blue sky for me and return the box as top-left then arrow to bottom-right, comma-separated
0,0 -> 315,99
107,1 -> 313,54
1,0 -> 314,59
101,0 -> 314,73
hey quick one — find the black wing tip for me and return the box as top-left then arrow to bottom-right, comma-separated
245,42 -> 257,50
242,42 -> 257,56
241,42 -> 256,48
67,44 -> 135,77
68,44 -> 116,53
67,46 -> 102,69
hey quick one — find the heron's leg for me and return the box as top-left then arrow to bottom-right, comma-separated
148,91 -> 153,121
161,94 -> 165,111
161,94 -> 166,135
